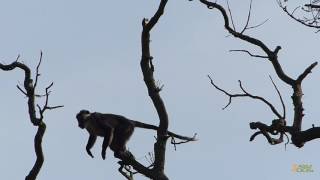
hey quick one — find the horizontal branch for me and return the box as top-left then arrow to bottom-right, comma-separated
229,49 -> 268,59
0,61 -> 38,125
208,75 -> 283,119
305,4 -> 320,9
249,120 -> 320,147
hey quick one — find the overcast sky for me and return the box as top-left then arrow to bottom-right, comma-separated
0,0 -> 320,179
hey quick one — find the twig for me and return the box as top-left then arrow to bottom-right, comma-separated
15,54 -> 21,62
269,75 -> 286,119
16,85 -> 28,96
240,0 -> 253,34
238,80 -> 282,119
208,75 -> 245,110
208,75 -> 282,118
278,0 -> 320,30
226,1 -> 236,31
246,18 -> 269,30
170,133 -> 197,151
229,49 -> 268,58
34,51 -> 43,88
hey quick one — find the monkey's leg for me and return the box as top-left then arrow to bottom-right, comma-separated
114,125 -> 134,159
86,135 -> 97,158
101,128 -> 114,160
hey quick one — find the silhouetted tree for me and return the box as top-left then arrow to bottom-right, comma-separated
0,53 -> 63,180
114,1 -> 197,180
194,0 -> 320,148
278,0 -> 320,31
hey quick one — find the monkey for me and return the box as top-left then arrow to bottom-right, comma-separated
76,109 -> 196,160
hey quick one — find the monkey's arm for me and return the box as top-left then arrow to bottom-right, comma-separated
101,128 -> 114,160
86,135 -> 97,158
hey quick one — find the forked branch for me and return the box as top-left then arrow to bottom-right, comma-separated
278,0 -> 320,31
117,0 -> 196,179
0,54 -> 63,180
208,75 -> 283,119
198,0 -> 319,148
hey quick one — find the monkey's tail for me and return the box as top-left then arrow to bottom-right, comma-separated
131,120 -> 197,141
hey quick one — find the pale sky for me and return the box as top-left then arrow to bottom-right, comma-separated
0,0 -> 320,179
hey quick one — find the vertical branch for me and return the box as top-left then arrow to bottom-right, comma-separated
141,0 -> 169,178
25,123 -> 46,180
117,1 -> 195,179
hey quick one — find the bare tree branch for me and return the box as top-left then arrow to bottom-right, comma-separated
170,133 -> 198,151
198,0 -> 320,148
246,18 -> 269,30
229,49 -> 268,59
17,85 -> 28,96
240,0 -> 253,34
208,75 -> 283,119
269,76 -> 286,119
111,1 -> 196,179
140,0 -> 171,178
278,0 -> 320,31
226,1 -> 236,31
297,62 -> 318,82
34,51 -> 43,88
0,54 -> 62,180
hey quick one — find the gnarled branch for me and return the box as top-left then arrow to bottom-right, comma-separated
117,0 -> 196,179
208,75 -> 283,119
278,0 -> 320,31
199,0 -> 319,148
0,54 -> 63,180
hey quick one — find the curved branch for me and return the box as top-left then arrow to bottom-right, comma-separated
278,0 -> 320,30
250,121 -> 320,148
208,75 -> 283,119
199,0 -> 319,148
238,80 -> 283,119
0,61 -> 38,125
140,0 -> 170,179
0,55 -> 62,180
199,0 -> 296,86
25,123 -> 46,180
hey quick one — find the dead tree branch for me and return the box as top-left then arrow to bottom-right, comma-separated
269,76 -> 286,119
198,0 -> 319,148
0,54 -> 63,180
114,0 -> 196,179
278,0 -> 320,31
208,75 -> 283,119
229,49 -> 268,59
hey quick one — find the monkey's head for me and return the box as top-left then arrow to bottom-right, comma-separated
76,110 -> 90,129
